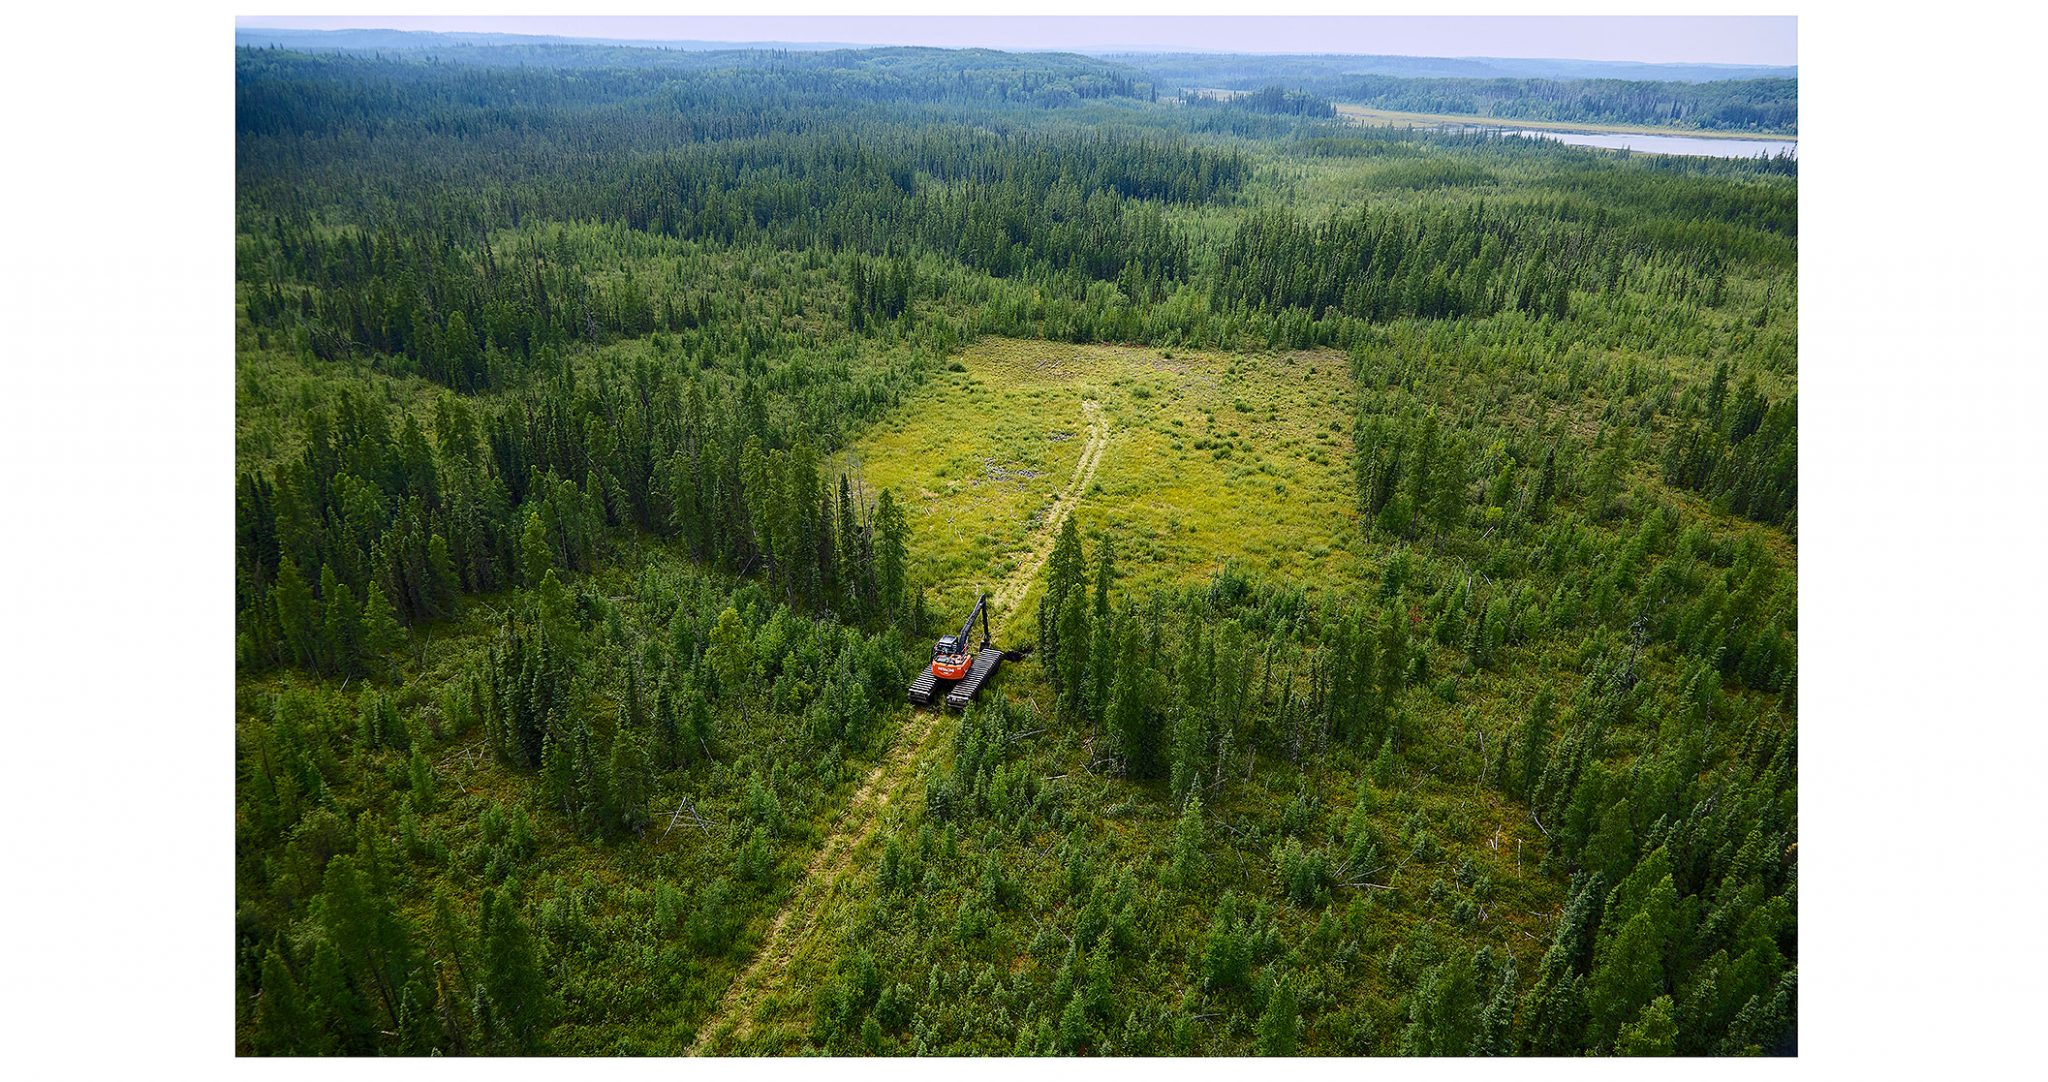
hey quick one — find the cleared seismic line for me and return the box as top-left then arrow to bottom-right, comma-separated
989,400 -> 1106,619
689,399 -> 1108,1055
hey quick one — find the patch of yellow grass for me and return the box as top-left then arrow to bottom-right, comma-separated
843,338 -> 1369,637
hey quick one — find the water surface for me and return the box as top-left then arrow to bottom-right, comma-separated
1452,125 -> 1797,160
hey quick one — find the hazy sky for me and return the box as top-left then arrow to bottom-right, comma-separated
234,15 -> 1797,66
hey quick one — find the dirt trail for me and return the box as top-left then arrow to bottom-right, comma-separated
686,700 -> 949,1054
989,399 -> 1106,619
689,400 -> 1107,1055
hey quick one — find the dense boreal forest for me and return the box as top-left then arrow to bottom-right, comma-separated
1112,50 -> 1798,87
235,38 -> 1795,1056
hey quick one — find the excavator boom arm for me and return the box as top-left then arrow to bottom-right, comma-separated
955,592 -> 991,653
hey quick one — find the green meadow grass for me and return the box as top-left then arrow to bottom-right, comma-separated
845,337 -> 1369,635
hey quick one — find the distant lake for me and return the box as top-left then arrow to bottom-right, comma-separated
1458,126 -> 1798,160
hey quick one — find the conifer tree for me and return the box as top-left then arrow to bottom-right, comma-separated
1257,972 -> 1301,1055
608,731 -> 652,835
1529,442 -> 1560,517
874,489 -> 908,621
1041,516 -> 1087,672
1523,871 -> 1604,1054
1087,541 -> 1118,718
836,474 -> 862,608
520,510 -> 553,587
707,606 -> 756,725
1109,632 -> 1166,779
652,679 -> 681,771
477,888 -> 550,1053
540,730 -> 574,816
1615,995 -> 1678,1056
1169,698 -> 1210,806
570,717 -> 609,833
1092,534 -> 1116,621
1476,954 -> 1519,1056
1057,594 -> 1092,716
687,672 -> 715,760
362,582 -> 405,668
396,970 -> 440,1055
253,944 -> 321,1055
305,935 -> 374,1054
425,534 -> 460,619
1431,433 -> 1469,540
1586,910 -> 1667,1051
271,557 -> 319,669
315,852 -> 416,1033
1588,427 -> 1630,521
1404,411 -> 1440,533
1402,952 -> 1479,1055
321,571 -> 364,676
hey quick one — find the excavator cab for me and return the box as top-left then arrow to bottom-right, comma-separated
931,633 -> 970,680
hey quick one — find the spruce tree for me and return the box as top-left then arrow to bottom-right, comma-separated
570,717 -> 609,833
1401,953 -> 1479,1055
477,888 -> 550,1053
1431,432 -> 1469,540
1041,515 -> 1087,672
396,970 -> 440,1055
1057,593 -> 1092,716
1109,639 -> 1166,780
1475,954 -> 1519,1056
1586,910 -> 1667,1051
519,510 -> 553,587
608,731 -> 651,836
874,489 -> 908,620
271,557 -> 319,669
1587,427 -> 1630,521
425,534 -> 460,618
707,606 -> 755,724
305,935 -> 374,1054
1092,534 -> 1116,621
687,672 -> 715,759
253,943 -> 321,1054
1523,871 -> 1604,1054
652,679 -> 680,771
316,852 -> 416,1032
1257,972 -> 1301,1055
362,581 -> 405,667
1615,995 -> 1678,1056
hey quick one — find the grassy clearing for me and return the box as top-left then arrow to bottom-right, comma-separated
846,337 -> 1369,635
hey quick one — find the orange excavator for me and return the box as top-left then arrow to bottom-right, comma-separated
907,592 -> 1003,708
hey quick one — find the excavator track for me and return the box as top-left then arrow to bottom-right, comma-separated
944,647 -> 1004,709
906,667 -> 940,706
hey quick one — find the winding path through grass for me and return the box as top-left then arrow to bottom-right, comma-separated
689,399 -> 1106,1055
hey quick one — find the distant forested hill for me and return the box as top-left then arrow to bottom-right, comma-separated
1112,51 -> 1795,86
